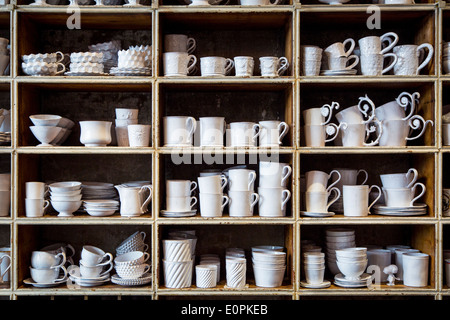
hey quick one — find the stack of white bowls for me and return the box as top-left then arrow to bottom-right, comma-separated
113,250 -> 151,286
303,252 -> 326,286
325,228 -> 356,275
0,173 -> 10,217
335,247 -> 368,281
49,181 -> 82,217
252,248 -> 286,288
29,114 -> 73,147
162,238 -> 193,288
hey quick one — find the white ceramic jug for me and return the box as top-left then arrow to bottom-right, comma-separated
115,184 -> 152,217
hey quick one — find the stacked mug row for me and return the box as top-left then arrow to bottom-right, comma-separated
303,91 -> 433,148
163,116 -> 289,148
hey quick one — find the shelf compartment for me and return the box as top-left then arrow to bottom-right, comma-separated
16,153 -> 153,218
156,224 -> 295,292
156,11 -> 294,77
16,81 -> 153,148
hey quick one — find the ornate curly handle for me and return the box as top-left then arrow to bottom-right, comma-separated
364,119 -> 383,146
357,95 -> 376,124
395,91 -> 420,121
325,122 -> 347,143
320,101 -> 340,125
405,114 -> 433,141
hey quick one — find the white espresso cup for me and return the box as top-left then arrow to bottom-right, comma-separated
200,56 -> 234,76
166,195 -> 198,212
163,116 -> 197,146
343,184 -> 382,217
382,182 -> 426,207
81,245 -> 113,267
228,190 -> 259,217
259,56 -> 289,77
259,120 -> 289,147
163,52 -> 197,77
360,53 -> 397,76
164,34 -> 196,54
234,56 -> 254,77
199,193 -> 229,217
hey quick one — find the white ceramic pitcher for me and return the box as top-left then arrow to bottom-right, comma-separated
115,184 -> 152,217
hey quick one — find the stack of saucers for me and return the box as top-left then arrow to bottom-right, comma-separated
334,247 -> 370,288
251,247 -> 286,288
81,181 -> 118,200
83,199 -> 119,217
49,181 -> 82,217
325,228 -> 356,276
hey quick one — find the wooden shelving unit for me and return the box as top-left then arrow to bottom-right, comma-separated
0,0 -> 448,301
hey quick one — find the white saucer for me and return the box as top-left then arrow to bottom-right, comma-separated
320,69 -> 357,76
334,273 -> 372,287
301,211 -> 335,217
160,210 -> 197,217
111,273 -> 152,286
23,277 -> 66,288
373,203 -> 427,216
300,280 -> 331,288
69,276 -> 110,287
65,72 -> 109,77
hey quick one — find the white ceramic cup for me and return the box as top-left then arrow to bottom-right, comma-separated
303,102 -> 339,126
360,53 -> 397,76
228,169 -> 256,191
166,180 -> 197,197
378,116 -> 432,147
305,187 -> 340,213
259,120 -> 289,147
340,122 -> 382,147
81,245 -> 114,267
382,182 -> 426,207
199,193 -> 229,217
166,196 -> 197,212
374,92 -> 419,122
164,34 -> 196,54
200,56 -> 234,76
380,168 -> 418,189
393,44 -> 434,76
228,122 -> 260,147
163,52 -> 197,77
127,124 -> 151,147
26,182 -> 48,199
326,55 -> 359,71
199,117 -> 225,147
234,56 -> 254,77
259,56 -> 289,77
335,101 -> 376,125
402,252 -> 429,287
324,38 -> 356,58
257,187 -> 291,217
305,169 -> 341,192
259,161 -> 292,188
115,108 -> 138,120
163,116 -> 197,146
79,260 -> 113,278
343,184 -> 381,217
228,190 -> 259,217
301,45 -> 323,76
196,264 -> 218,288
25,198 -> 50,217
358,33 -> 399,55
198,174 -> 228,194
30,265 -> 67,283
31,251 -> 66,269
303,123 -> 344,147
443,123 -> 450,146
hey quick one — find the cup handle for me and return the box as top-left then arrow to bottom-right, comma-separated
381,53 -> 398,74
416,43 -> 434,74
190,181 -> 198,194
326,187 -> 341,211
358,95 -> 376,124
140,185 -> 153,213
55,51 -> 65,63
97,252 -> 114,266
344,54 -> 359,70
410,182 -> 426,206
99,262 -> 113,277
250,193 -> 259,211
186,117 -> 197,142
281,189 -> 291,210
43,199 -> 50,210
277,57 -> 289,76
252,124 -> 261,142
225,58 -> 234,76
281,165 -> 292,187
140,231 -> 147,243
221,175 -> 228,192
66,244 -> 76,258
405,115 -> 433,141
142,264 -> 151,275
406,168 -> 419,189
363,120 -> 383,146
343,38 -> 356,57
221,195 -> 229,210
143,252 -> 150,263
248,171 -> 257,191
367,185 -> 382,213
380,32 -> 399,54
325,122 -> 346,143
0,255 -> 10,280
327,170 -> 341,191
54,265 -> 68,282
357,169 -> 369,185
187,38 -> 196,54
52,252 -> 66,269
55,63 -> 65,75
190,196 -> 198,209
187,55 -> 197,75
277,122 -> 289,144
320,101 -> 340,125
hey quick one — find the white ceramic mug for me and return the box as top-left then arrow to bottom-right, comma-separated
234,56 -> 254,77
340,122 -> 382,147
259,161 -> 292,188
166,180 -> 197,197
305,169 -> 341,192
303,123 -> 345,147
163,116 -> 197,146
257,187 -> 290,217
378,116 -> 433,147
198,117 -> 225,147
26,182 -> 48,199
200,56 -> 234,76
343,184 -> 381,217
164,34 -> 196,54
259,120 -> 289,147
25,198 -> 50,217
163,52 -> 197,77
116,108 -> 139,120
358,33 -> 399,55
402,252 -> 429,287
166,195 -> 198,212
324,38 -> 356,58
303,102 -> 340,126
393,44 -> 434,76
199,193 -> 229,217
127,124 -> 151,147
335,96 -> 376,125
374,91 -> 419,122
380,168 -> 418,189
198,174 -> 228,194
228,122 -> 260,147
228,190 -> 259,217
360,53 -> 397,76
394,248 -> 420,280
382,182 -> 426,207
228,169 -> 256,191
305,187 -> 340,213
326,55 -> 359,71
259,56 -> 289,77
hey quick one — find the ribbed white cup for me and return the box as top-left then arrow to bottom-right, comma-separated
195,264 -> 218,288
162,239 -> 191,261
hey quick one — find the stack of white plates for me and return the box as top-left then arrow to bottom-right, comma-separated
81,182 -> 118,200
83,199 -> 120,217
334,272 -> 371,288
109,66 -> 151,76
373,203 -> 427,216
320,69 -> 357,76
325,228 -> 356,276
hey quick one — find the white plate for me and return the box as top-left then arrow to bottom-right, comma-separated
64,72 -> 109,77
300,280 -> 331,289
111,273 -> 152,286
23,277 -> 66,288
160,210 -> 197,217
320,69 -> 357,76
86,210 -> 116,217
301,211 -> 335,217
70,276 -> 110,287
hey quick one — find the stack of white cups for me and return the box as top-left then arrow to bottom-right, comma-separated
165,180 -> 198,213
227,168 -> 258,217
115,108 -> 138,147
226,256 -> 247,289
303,252 -> 326,286
304,169 -> 341,214
78,245 -> 114,280
258,161 -> 292,217
29,250 -> 67,285
0,173 -> 9,217
25,181 -> 49,218
198,174 -> 228,217
162,238 -> 193,288
380,168 -> 425,208
303,102 -> 343,147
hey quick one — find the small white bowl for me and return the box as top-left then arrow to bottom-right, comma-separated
336,259 -> 368,280
29,126 -> 62,147
79,121 -> 112,147
253,265 -> 286,288
50,194 -> 82,202
30,114 -> 62,127
51,200 -> 82,217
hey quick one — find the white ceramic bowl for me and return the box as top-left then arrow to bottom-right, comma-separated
29,126 -> 62,146
49,181 -> 82,192
252,251 -> 286,262
326,242 -> 356,249
336,259 -> 368,280
326,228 -> 355,237
251,245 -> 284,253
79,121 -> 112,147
29,114 -> 62,127
115,263 -> 150,279
253,265 -> 286,288
50,200 -> 82,217
50,194 -> 82,202
115,251 -> 149,266
335,247 -> 367,258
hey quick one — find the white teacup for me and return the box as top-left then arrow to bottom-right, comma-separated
324,38 -> 356,58
25,198 -> 50,217
163,116 -> 197,146
393,44 -> 434,76
234,56 -> 254,77
200,56 -> 234,76
228,169 -> 256,191
360,53 -> 397,76
81,245 -> 113,267
326,55 -> 359,71
303,123 -> 344,147
198,174 -> 228,194
163,52 -> 197,77
115,108 -> 139,120
228,122 -> 260,147
332,168 -> 368,191
228,190 -> 259,217
340,122 -> 382,147
335,97 -> 376,125
382,182 -> 426,207
79,260 -> 113,278
380,168 -> 418,189
127,124 -> 151,147
259,56 -> 289,77
259,120 -> 289,147
305,187 -> 340,213
31,251 -> 66,269
30,266 -> 67,283
164,34 -> 196,54
166,196 -> 198,212
303,102 -> 340,126
358,33 -> 399,55
378,116 -> 433,147
199,117 -> 226,147
257,187 -> 291,217
305,169 -> 341,192
259,161 -> 292,188
166,179 -> 197,197
343,184 -> 381,217
199,193 -> 229,217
